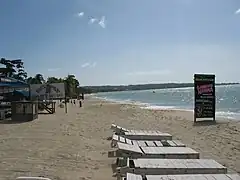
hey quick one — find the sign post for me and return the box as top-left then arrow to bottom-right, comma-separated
64,83 -> 67,113
194,74 -> 216,123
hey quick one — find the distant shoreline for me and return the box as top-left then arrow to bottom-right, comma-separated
82,83 -> 239,94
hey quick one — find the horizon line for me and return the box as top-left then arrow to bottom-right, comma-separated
83,82 -> 239,87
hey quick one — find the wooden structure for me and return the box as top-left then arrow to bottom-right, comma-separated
79,93 -> 84,100
125,173 -> 240,180
123,131 -> 172,141
194,74 -> 216,122
38,101 -> 56,114
30,83 -> 66,113
16,177 -> 52,180
108,142 -> 199,160
117,159 -> 227,179
0,108 -> 11,120
111,134 -> 185,148
0,76 -> 30,120
111,124 -> 134,134
111,124 -> 172,140
11,101 -> 38,121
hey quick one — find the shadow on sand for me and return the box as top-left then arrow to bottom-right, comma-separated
106,136 -> 112,141
111,163 -> 118,177
38,112 -> 53,115
193,120 -> 219,126
0,118 -> 33,124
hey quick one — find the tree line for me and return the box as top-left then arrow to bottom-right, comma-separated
0,58 -> 83,97
1,58 -> 238,95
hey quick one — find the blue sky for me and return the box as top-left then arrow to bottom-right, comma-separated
0,0 -> 240,85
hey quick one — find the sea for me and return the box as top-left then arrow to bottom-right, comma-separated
94,84 -> 240,120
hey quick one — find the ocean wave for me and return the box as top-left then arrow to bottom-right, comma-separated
215,111 -> 238,119
141,105 -> 177,110
93,94 -> 240,120
141,105 -> 238,120
92,95 -> 149,106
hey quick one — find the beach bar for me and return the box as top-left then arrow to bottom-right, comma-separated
0,76 -> 31,120
11,101 -> 38,121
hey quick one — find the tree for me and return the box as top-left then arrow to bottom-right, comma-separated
0,57 -> 86,96
0,58 -> 27,81
65,74 -> 78,97
35,74 -> 45,84
47,77 -> 63,83
27,73 -> 82,97
27,74 -> 45,84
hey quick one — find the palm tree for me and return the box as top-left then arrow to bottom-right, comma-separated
35,74 -> 44,84
64,75 -> 79,97
26,74 -> 45,84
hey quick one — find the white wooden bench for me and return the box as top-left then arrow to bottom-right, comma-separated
111,134 -> 185,148
125,173 -> 240,180
108,142 -> 200,163
117,158 -> 227,179
111,124 -> 172,140
122,131 -> 172,140
111,124 -> 129,134
16,177 -> 52,180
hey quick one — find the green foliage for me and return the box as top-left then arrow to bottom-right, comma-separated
0,57 -> 83,98
26,74 -> 45,84
0,58 -> 27,81
27,74 -> 80,98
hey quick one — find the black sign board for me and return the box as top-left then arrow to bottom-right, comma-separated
194,74 -> 216,122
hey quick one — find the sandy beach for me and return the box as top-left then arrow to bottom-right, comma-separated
0,97 -> 239,180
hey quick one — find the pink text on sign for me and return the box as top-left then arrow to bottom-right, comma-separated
197,84 -> 213,95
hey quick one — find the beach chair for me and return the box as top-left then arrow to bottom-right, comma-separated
111,124 -> 172,140
108,142 -> 200,166
125,173 -> 240,180
116,158 -> 227,179
111,134 -> 185,148
111,124 -> 129,134
16,177 -> 52,180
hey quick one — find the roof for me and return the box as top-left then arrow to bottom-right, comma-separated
14,90 -> 30,97
0,76 -> 28,88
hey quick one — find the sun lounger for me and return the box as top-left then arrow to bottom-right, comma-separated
116,158 -> 227,179
111,124 -> 129,134
16,177 -> 52,180
111,124 -> 172,140
123,131 -> 172,140
111,134 -> 185,148
108,142 -> 199,160
125,173 -> 240,180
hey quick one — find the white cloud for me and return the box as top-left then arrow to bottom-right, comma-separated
126,70 -> 172,76
47,68 -> 61,72
81,62 -> 90,68
98,16 -> 106,28
77,12 -> 84,17
89,17 -> 97,24
235,8 -> 240,14
81,62 -> 97,68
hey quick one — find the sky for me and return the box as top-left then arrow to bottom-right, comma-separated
0,0 -> 240,85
